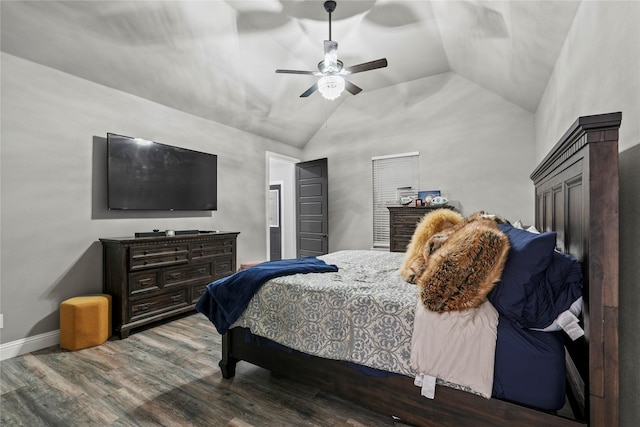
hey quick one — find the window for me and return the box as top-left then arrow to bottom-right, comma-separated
372,152 -> 420,248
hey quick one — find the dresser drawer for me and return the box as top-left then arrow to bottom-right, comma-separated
393,212 -> 426,224
129,271 -> 159,295
214,256 -> 234,279
390,236 -> 412,252
130,289 -> 189,321
191,283 -> 208,304
392,223 -> 420,238
163,262 -> 213,287
191,239 -> 234,260
129,243 -> 189,271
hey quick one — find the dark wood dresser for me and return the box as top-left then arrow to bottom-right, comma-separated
388,206 -> 453,252
100,231 -> 239,338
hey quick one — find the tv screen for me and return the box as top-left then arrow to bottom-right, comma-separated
107,133 -> 217,210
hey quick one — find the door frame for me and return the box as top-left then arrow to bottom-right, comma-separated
269,183 -> 282,260
266,152 -> 299,260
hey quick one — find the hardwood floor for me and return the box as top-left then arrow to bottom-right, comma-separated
1,313 -> 402,426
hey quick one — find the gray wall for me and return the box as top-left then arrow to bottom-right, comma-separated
534,2 -> 640,426
0,53 -> 301,344
302,72 -> 536,252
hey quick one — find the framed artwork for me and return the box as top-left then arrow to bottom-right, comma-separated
418,190 -> 441,200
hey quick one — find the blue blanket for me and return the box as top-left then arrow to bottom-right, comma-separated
195,257 -> 339,334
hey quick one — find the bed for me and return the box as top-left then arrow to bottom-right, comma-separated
203,112 -> 621,427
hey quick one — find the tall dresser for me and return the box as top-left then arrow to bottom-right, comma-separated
100,231 -> 239,338
387,206 -> 454,252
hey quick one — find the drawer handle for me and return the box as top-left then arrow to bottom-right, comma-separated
197,268 -> 207,274
174,247 -> 179,252
169,272 -> 182,279
139,278 -> 152,285
139,303 -> 150,311
143,250 -> 149,255
198,289 -> 206,296
171,295 -> 181,302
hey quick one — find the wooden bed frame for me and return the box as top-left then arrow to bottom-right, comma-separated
219,112 -> 621,427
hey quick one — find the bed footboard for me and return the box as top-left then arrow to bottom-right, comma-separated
221,327 -> 584,427
219,332 -> 239,379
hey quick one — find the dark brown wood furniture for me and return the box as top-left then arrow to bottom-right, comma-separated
218,112 -> 620,426
530,112 -> 620,426
388,206 -> 454,252
100,231 -> 239,338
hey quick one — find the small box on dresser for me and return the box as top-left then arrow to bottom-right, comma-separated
100,231 -> 239,338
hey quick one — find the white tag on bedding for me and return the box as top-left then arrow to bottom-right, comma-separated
414,373 -> 424,387
557,310 -> 584,340
420,374 -> 437,399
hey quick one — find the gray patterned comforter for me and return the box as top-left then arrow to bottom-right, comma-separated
232,250 -> 418,376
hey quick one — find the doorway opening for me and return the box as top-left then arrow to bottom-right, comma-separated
266,152 -> 299,260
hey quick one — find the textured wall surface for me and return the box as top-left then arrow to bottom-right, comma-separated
303,72 -> 535,252
535,3 -> 640,426
0,53 -> 301,344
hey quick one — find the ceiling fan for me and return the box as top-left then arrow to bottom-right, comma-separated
276,0 -> 388,100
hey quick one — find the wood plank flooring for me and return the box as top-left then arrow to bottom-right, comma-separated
1,313 -> 404,426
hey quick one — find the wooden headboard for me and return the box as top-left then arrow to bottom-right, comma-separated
530,112 -> 620,426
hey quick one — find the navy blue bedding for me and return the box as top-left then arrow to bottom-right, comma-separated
488,224 -> 582,329
493,316 -> 567,411
195,257 -> 338,334
487,224 -> 582,411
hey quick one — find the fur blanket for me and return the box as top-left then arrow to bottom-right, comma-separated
400,210 -> 510,312
399,209 -> 464,283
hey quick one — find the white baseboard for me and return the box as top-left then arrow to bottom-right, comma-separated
0,330 -> 60,361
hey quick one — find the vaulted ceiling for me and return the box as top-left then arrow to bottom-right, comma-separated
1,1 -> 581,148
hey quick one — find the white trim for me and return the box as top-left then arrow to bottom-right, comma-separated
371,151 -> 419,161
1,329 -> 60,360
266,151 -> 300,163
266,152 -> 299,260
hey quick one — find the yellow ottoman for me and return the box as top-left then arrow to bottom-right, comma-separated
60,294 -> 112,351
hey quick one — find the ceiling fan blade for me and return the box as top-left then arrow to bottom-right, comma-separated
300,83 -> 318,97
276,69 -> 316,75
344,80 -> 362,95
344,58 -> 388,74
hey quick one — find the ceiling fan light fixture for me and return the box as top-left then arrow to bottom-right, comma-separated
318,75 -> 345,100
275,1 -> 387,99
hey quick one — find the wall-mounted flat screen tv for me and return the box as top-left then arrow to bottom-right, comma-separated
107,133 -> 217,210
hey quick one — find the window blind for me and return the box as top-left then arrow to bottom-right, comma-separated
372,152 -> 420,248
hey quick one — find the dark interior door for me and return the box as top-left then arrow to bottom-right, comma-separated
269,184 -> 282,260
296,158 -> 328,257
